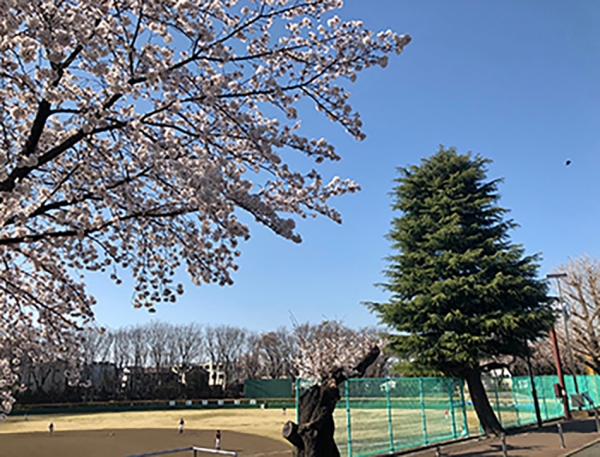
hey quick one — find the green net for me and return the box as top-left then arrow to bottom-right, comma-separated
296,375 -> 600,457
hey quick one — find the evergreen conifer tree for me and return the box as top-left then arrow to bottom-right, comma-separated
367,146 -> 555,435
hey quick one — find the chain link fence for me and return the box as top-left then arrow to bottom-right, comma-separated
296,375 -> 600,457
480,374 -> 600,430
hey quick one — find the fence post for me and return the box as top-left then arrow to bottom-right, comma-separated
539,377 -> 549,421
385,378 -> 394,453
511,379 -> 521,427
557,422 -> 566,448
345,380 -> 353,457
501,432 -> 508,457
419,378 -> 428,444
447,378 -> 457,439
493,377 -> 503,428
459,379 -> 469,437
295,378 -> 300,425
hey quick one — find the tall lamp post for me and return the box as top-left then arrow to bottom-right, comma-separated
547,273 -> 580,395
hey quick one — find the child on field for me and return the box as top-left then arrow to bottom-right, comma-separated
215,429 -> 221,450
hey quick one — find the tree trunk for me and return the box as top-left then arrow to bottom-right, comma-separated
283,347 -> 380,457
464,368 -> 504,436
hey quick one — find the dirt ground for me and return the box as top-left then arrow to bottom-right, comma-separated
0,428 -> 292,457
0,409 -> 294,457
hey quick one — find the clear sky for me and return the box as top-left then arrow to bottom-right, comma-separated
91,0 -> 600,332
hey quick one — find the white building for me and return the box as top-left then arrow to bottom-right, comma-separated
201,361 -> 226,387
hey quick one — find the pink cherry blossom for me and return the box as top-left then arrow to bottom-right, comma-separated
0,0 -> 410,411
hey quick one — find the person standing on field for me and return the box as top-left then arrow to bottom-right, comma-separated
48,422 -> 54,435
178,418 -> 185,434
215,429 -> 221,450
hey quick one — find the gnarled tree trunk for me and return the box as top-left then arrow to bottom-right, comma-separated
283,347 -> 380,457
464,368 -> 504,436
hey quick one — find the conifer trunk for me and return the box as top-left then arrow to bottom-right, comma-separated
464,369 -> 504,436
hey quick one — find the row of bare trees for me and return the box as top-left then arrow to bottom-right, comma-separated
15,321 -> 392,404
80,322 -> 301,384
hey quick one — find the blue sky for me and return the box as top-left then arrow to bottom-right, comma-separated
91,0 -> 600,332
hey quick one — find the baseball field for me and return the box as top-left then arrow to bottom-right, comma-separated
0,405 -> 490,457
0,409 -> 294,457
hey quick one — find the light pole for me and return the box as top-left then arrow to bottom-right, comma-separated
547,273 -> 580,395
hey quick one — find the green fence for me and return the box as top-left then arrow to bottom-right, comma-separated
244,378 -> 293,399
296,375 -> 600,457
480,374 -> 600,430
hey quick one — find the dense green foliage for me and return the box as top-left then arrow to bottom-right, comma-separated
369,147 -> 555,377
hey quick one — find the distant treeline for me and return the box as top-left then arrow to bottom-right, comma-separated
14,321 -> 392,404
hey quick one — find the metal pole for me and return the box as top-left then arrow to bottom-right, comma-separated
595,408 -> 600,434
459,379 -> 469,437
385,379 -> 394,452
501,432 -> 508,457
540,377 -> 549,421
526,354 -> 543,427
511,377 -> 521,427
295,378 -> 300,425
447,378 -> 457,439
345,380 -> 353,457
419,378 -> 428,445
557,422 -> 566,448
493,377 -> 503,428
550,326 -> 571,420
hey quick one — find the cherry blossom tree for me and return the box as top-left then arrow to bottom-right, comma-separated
293,320 -> 381,380
284,320 -> 384,456
0,0 -> 410,412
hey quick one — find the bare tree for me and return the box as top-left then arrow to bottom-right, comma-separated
205,325 -> 247,386
111,329 -> 132,370
554,255 -> 600,374
94,330 -> 114,365
128,325 -> 150,369
147,321 -> 171,372
256,327 -> 297,379
81,327 -> 104,367
172,323 -> 204,368
237,332 -> 263,381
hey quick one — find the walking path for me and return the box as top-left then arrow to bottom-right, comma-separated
566,440 -> 600,457
398,418 -> 600,457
